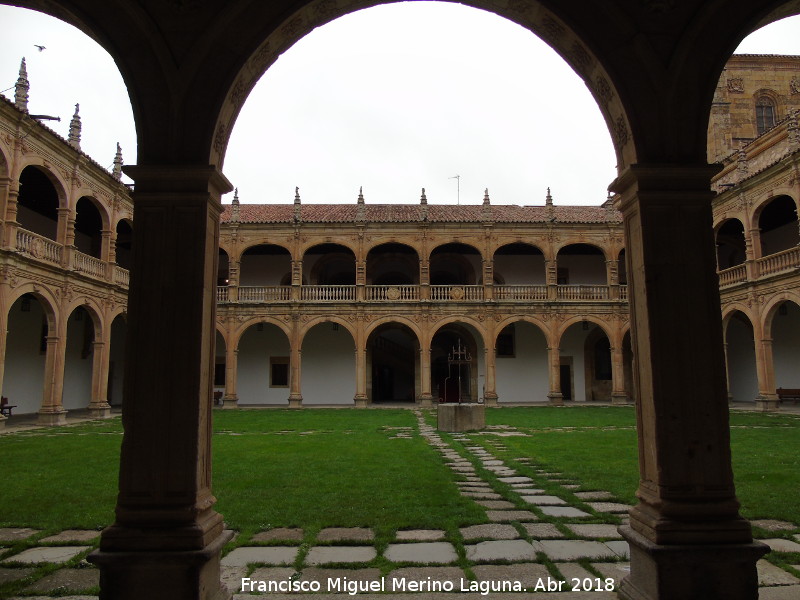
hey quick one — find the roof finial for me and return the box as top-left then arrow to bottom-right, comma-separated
112,142 -> 123,180
545,187 -> 553,207
15,57 -> 29,112
357,186 -> 364,204
294,186 -> 301,222
68,103 -> 82,150
233,188 -> 240,204
231,188 -> 240,222
420,187 -> 427,205
483,188 -> 490,205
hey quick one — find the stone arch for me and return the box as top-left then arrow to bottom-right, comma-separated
715,217 -> 747,269
555,241 -> 610,262
304,243 -> 356,285
74,195 -> 108,259
724,308 -> 759,403
15,160 -> 70,204
722,302 -> 759,335
762,292 -> 800,334
72,190 -> 112,230
493,317 -> 550,404
364,316 -> 423,348
6,284 -> 59,331
300,317 -> 357,404
429,318 -> 486,403
0,137 -> 11,178
365,242 -> 420,285
556,314 -> 614,345
231,315 -> 292,351
238,239 -> 294,263
64,297 -> 105,339
366,321 -> 420,403
298,315 -> 357,343
753,194 -> 799,256
428,315 -> 491,352
493,315 -> 550,346
364,238 -> 423,257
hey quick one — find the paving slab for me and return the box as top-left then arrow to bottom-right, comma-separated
757,559 -> 800,585
497,476 -> 533,484
604,540 -> 629,558
395,529 -> 445,541
301,567 -> 382,590
751,519 -> 798,532
220,566 -> 249,593
521,495 -> 567,506
251,528 -> 304,542
39,530 -> 100,544
305,546 -> 377,565
591,562 -> 631,586
1,546 -> 90,565
574,491 -> 613,500
461,491 -> 503,499
0,528 -> 40,543
471,563 -> 550,587
533,540 -> 618,561
0,566 -> 35,584
563,484 -> 581,490
761,538 -> 800,553
384,542 -> 457,564
555,562 -> 596,582
460,524 -> 520,540
566,524 -> 623,539
465,539 -> 535,562
539,507 -> 591,518
759,586 -> 800,600
475,500 -> 516,509
486,510 -> 539,522
586,502 -> 632,514
25,568 -> 99,593
221,546 -> 298,567
317,527 -> 374,542
521,523 -> 564,539
388,566 -> 464,588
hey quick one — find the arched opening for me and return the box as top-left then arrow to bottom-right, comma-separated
366,243 -> 419,285
74,197 -> 104,258
304,244 -> 355,285
240,244 -> 292,286
429,243 -> 481,285
493,243 -> 546,299
367,323 -> 419,403
17,166 -> 61,241
236,322 -> 291,405
494,321 -> 548,403
558,321 -> 609,401
716,219 -> 747,269
725,311 -> 758,403
3,294 -> 50,414
218,249 -> 229,286
213,331 -> 226,404
114,219 -> 133,271
431,323 -> 483,403
62,305 -> 96,410
555,244 -> 607,286
622,330 -> 635,403
758,195 -> 799,257
755,94 -> 777,135
301,321 -> 355,404
617,249 -> 627,286
107,314 -> 127,407
770,300 -> 800,392
584,326 -> 613,402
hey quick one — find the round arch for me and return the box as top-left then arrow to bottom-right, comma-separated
298,315 -> 357,344
15,160 -> 70,204
556,314 -> 615,346
6,285 -> 59,331
762,292 -> 800,334
231,316 -> 292,351
364,239 -> 423,257
493,315 -> 550,346
555,241 -> 610,262
72,191 -> 112,230
238,240 -> 294,263
428,315 -> 492,352
364,315 -> 423,349
64,298 -> 105,339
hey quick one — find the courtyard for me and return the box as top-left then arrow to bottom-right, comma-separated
0,405 -> 798,598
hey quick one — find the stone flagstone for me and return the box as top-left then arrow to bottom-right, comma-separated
317,527 -> 374,542
586,502 -> 633,514
39,530 -> 100,543
221,546 -> 298,567
251,528 -> 304,542
521,495 -> 567,506
555,562 -> 596,582
220,566 -> 249,593
591,562 -> 631,586
459,524 -> 519,540
475,500 -> 515,509
539,506 -> 591,518
1,546 -> 90,565
497,476 -> 533,484
574,491 -> 614,500
465,539 -> 535,562
25,568 -> 100,593
301,567 -> 382,588
305,546 -> 377,565
521,523 -> 563,538
384,542 -> 457,565
388,566 -> 464,587
486,510 -> 538,522
566,524 -> 623,539
605,540 -> 630,558
471,563 -> 550,587
461,491 -> 502,499
534,540 -> 618,561
0,566 -> 35,584
395,530 -> 445,541
0,528 -> 40,542
761,538 -> 800,553
751,519 -> 797,532
757,559 -> 800,585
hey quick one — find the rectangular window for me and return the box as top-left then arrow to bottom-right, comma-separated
270,356 -> 289,387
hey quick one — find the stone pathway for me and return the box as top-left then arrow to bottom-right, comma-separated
1,410 -> 799,598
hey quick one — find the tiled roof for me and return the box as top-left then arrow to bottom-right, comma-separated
221,203 -> 621,225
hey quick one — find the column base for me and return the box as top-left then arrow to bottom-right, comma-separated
417,394 -> 434,408
38,409 -> 68,426
221,397 -> 238,410
354,395 -> 368,408
756,395 -> 779,411
88,404 -> 112,419
0,415 -> 6,430
547,392 -> 564,406
618,525 -> 767,600
288,395 -> 303,409
611,392 -> 629,405
89,529 -> 233,600
483,392 -> 498,407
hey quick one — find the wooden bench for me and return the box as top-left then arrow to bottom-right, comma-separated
0,396 -> 17,417
776,388 -> 800,404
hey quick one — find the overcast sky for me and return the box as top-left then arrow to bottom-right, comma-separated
0,3 -> 798,205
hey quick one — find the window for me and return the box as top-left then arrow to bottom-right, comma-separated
270,356 -> 289,387
496,325 -> 515,357
756,96 -> 776,135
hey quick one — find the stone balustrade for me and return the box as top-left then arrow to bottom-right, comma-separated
757,246 -> 800,276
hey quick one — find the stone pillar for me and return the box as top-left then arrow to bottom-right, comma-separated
547,344 -> 563,405
482,258 -> 493,301
355,259 -> 365,302
611,164 -> 766,600
723,340 -> 734,404
418,346 -> 433,407
744,227 -> 761,281
354,347 -> 368,407
227,259 -> 239,303
0,295 -> 8,430
1,177 -> 17,251
546,258 -> 558,300
88,338 -> 112,419
222,344 -> 238,409
754,324 -> 779,411
483,346 -> 498,406
38,326 -> 68,426
607,259 -> 620,300
288,319 -> 303,408
419,258 -> 430,301
610,343 -> 627,405
87,165 -> 233,600
57,207 -> 74,269
291,259 -> 302,302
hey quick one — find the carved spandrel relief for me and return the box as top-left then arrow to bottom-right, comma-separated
727,78 -> 745,94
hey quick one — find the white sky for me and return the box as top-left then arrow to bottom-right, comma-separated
0,3 -> 798,205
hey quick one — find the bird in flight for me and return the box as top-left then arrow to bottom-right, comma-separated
34,45 -> 46,52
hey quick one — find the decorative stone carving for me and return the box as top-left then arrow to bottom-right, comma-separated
570,41 -> 593,73
449,286 -> 465,300
213,122 -> 228,155
595,76 -> 614,106
539,14 -> 565,45
614,116 -> 629,149
386,286 -> 401,300
791,77 -> 800,95
727,78 -> 745,93
281,16 -> 305,39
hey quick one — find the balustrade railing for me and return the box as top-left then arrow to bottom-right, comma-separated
113,266 -> 130,286
556,285 -> 609,300
217,286 -> 229,302
365,285 -> 419,301
15,228 -> 62,265
239,286 -> 291,302
301,285 -> 357,301
73,251 -> 106,278
718,264 -> 747,287
494,285 -> 548,301
619,285 -> 628,300
430,285 -> 485,301
757,246 -> 800,277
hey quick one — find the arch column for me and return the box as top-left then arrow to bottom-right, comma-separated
610,342 -> 627,405
57,207 -> 74,269
483,334 -> 498,406
38,326 -> 68,425
546,344 -> 563,405
226,259 -> 239,303
354,347 -> 368,407
87,165 -> 232,600
1,177 -> 17,251
288,317 -> 303,408
88,337 -> 112,418
611,164 -> 766,600
754,327 -> 779,411
0,292 -> 8,430
418,346 -> 433,407
744,227 -> 761,280
222,345 -> 238,409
